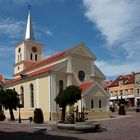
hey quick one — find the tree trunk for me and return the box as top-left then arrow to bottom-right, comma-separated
9,108 -> 15,121
61,106 -> 66,122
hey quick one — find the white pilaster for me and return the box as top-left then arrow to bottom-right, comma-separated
67,74 -> 72,86
67,56 -> 72,86
91,60 -> 95,82
48,74 -> 51,113
67,56 -> 72,73
50,73 -> 57,112
35,78 -> 39,108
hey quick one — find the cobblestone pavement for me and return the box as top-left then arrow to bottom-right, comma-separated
0,111 -> 139,140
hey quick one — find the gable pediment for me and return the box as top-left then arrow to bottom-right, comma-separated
68,43 -> 96,59
82,82 -> 109,98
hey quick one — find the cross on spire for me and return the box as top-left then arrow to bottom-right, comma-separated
24,5 -> 35,41
28,5 -> 31,10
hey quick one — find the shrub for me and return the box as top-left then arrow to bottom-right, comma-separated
34,108 -> 44,124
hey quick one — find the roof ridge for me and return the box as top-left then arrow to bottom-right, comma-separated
21,51 -> 66,73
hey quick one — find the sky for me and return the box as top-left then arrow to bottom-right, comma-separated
0,0 -> 140,80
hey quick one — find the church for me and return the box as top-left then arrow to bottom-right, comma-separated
5,8 -> 110,121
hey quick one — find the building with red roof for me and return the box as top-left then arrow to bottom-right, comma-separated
4,8 -> 109,121
109,72 -> 140,107
0,74 -> 4,89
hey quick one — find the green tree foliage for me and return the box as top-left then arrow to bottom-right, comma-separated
0,89 -> 19,121
55,85 -> 81,122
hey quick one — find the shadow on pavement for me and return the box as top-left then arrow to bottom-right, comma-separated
0,131 -> 83,140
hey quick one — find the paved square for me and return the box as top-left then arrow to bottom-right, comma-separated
0,111 -> 139,140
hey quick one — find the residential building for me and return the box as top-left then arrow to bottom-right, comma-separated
109,72 -> 140,107
135,73 -> 140,106
0,74 -> 4,90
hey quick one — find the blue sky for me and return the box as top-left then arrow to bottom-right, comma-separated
0,0 -> 140,80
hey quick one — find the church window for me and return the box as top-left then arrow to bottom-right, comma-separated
91,99 -> 94,109
18,47 -> 21,53
78,70 -> 85,81
30,84 -> 34,108
99,100 -> 102,108
30,53 -> 33,60
20,86 -> 24,108
35,54 -> 37,61
32,47 -> 37,53
59,80 -> 64,92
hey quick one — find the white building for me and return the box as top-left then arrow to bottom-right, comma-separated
5,8 -> 110,121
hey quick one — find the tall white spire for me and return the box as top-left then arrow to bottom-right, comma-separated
25,5 -> 35,41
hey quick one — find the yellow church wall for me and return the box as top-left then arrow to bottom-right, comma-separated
4,74 -> 51,120
37,75 -> 50,112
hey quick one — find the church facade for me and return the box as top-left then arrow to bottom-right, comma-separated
5,8 -> 110,121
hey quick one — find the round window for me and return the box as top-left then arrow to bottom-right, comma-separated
32,47 -> 37,53
78,71 -> 85,81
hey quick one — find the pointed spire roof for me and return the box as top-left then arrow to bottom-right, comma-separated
25,5 -> 35,41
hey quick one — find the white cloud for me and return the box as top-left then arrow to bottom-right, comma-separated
83,0 -> 140,59
95,60 -> 139,78
83,0 -> 140,77
83,0 -> 140,45
45,30 -> 53,36
0,18 -> 24,39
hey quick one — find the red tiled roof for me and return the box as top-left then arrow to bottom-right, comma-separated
22,51 -> 66,73
126,74 -> 135,84
104,80 -> 113,89
0,74 -> 4,82
104,81 -> 109,89
80,82 -> 93,92
109,73 -> 136,87
5,64 -> 57,85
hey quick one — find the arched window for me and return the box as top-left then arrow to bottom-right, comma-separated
30,84 -> 34,108
59,80 -> 64,92
91,99 -> 94,109
20,86 -> 24,108
35,54 -> 37,61
99,100 -> 102,108
30,53 -> 33,60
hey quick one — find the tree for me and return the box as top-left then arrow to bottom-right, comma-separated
0,89 -> 19,121
55,85 -> 81,122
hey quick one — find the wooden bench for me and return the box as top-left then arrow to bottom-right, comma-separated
33,127 -> 47,134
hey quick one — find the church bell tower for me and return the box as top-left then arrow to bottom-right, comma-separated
14,6 -> 43,78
